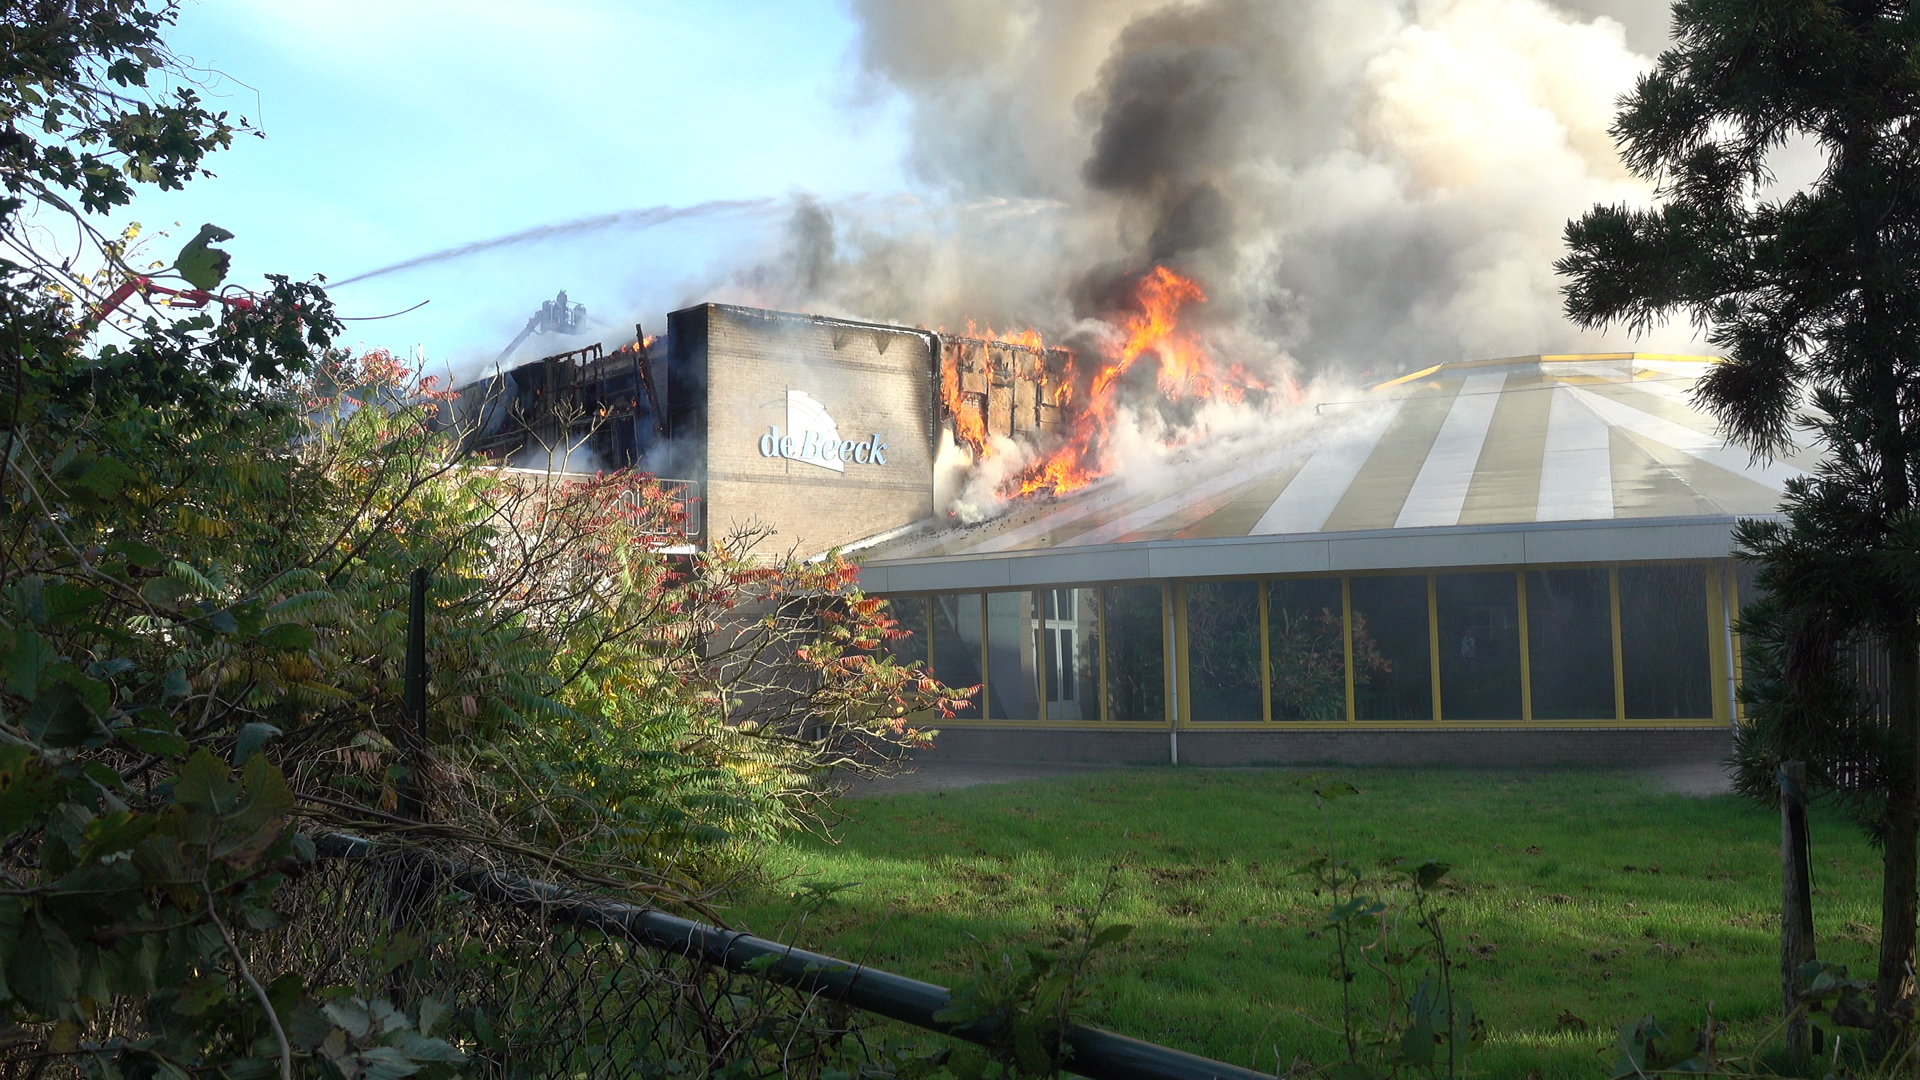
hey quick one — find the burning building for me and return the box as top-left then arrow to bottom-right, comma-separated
450,333 -> 670,474
861,346 -> 1775,769
453,284 -> 1784,768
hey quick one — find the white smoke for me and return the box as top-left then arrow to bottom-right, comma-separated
948,433 -> 1033,524
710,0 -> 1703,522
723,0 -> 1695,371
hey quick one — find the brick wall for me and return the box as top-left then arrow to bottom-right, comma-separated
669,304 -> 936,556
914,725 -> 1732,768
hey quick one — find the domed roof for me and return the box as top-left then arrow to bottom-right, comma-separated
856,353 -> 1807,591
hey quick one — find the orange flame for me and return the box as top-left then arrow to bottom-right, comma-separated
939,320 -> 1054,460
966,319 -> 1046,352
939,266 -> 1282,504
940,341 -> 988,455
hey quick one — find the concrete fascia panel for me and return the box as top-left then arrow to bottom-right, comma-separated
1147,537 -> 1334,579
1330,530 -> 1527,572
858,514 -> 1773,593
889,558 -> 1017,593
857,565 -> 898,593
1519,521 -> 1739,564
1004,547 -> 1155,588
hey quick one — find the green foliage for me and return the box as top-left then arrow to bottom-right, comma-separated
933,873 -> 1129,1079
173,223 -> 234,290
1293,775 -> 1482,1080
1608,1015 -> 1713,1079
1268,607 -> 1347,721
1605,961 -> 1896,1079
1558,0 -> 1920,1035
0,315 -> 956,1069
747,768 -> 1892,1079
1798,959 -> 1876,1040
0,4 -> 966,1075
0,4 -> 358,1062
0,0 -> 240,221
1728,596 -> 1893,840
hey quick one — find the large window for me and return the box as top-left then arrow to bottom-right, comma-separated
1103,586 -> 1165,721
1186,580 -> 1263,721
889,560 -> 1728,728
1436,572 -> 1523,720
1267,578 -> 1346,720
884,595 -> 929,669
987,591 -> 1042,720
1733,560 -> 1766,627
1043,588 -> 1101,720
1619,565 -> 1712,719
930,593 -> 983,719
1526,569 -> 1615,720
1349,575 -> 1433,721
1731,561 -> 1765,722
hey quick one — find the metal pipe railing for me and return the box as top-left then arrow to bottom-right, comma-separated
316,835 -> 1270,1080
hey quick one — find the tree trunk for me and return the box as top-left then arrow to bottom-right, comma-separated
1876,636 -> 1919,1045
1781,760 -> 1818,1057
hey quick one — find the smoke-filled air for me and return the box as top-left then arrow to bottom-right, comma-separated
691,0 -> 1704,525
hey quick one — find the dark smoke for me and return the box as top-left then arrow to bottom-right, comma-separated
730,197 -> 841,305
823,0 -> 1699,381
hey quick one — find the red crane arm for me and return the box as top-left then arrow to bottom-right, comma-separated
84,276 -> 257,330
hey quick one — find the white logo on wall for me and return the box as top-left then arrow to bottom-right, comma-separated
758,390 -> 888,472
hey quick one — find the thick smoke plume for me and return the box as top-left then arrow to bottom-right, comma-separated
396,0 -> 1689,522
725,0 -> 1692,380
697,0 -> 1702,524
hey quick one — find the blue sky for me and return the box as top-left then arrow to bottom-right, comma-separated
119,0 -> 908,366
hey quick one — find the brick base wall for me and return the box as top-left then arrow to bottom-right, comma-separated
915,726 -> 1731,768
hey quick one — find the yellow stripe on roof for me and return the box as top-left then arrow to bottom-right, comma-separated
1368,353 -> 1721,392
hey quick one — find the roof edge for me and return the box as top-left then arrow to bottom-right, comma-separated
856,513 -> 1778,594
671,301 -> 937,341
1370,352 -> 1722,391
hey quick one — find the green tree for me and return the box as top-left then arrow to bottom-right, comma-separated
1557,0 -> 1920,1040
0,3 -> 967,1074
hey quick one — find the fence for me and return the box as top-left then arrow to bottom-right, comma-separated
281,835 -> 1270,1080
245,575 -> 1259,1079
621,477 -> 700,539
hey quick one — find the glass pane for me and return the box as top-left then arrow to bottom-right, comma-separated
1349,575 -> 1433,721
930,594 -> 983,719
883,596 -> 928,668
987,591 -> 1042,720
1039,588 -> 1100,720
1619,565 -> 1712,719
1520,568 -> 1612,718
1733,559 -> 1765,625
1103,586 -> 1164,722
1267,578 -> 1346,721
1526,569 -> 1616,720
1730,560 -> 1766,721
1436,573 -> 1523,720
1186,580 -> 1264,721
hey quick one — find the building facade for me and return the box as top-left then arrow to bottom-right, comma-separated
459,304 -> 1791,767
851,351 -> 1795,767
664,304 -> 941,555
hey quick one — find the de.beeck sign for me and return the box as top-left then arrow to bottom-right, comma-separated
757,390 -> 888,473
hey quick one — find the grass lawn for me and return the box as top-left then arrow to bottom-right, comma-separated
722,767 -> 1884,1079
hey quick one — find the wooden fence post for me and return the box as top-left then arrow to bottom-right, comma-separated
383,568 -> 436,978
